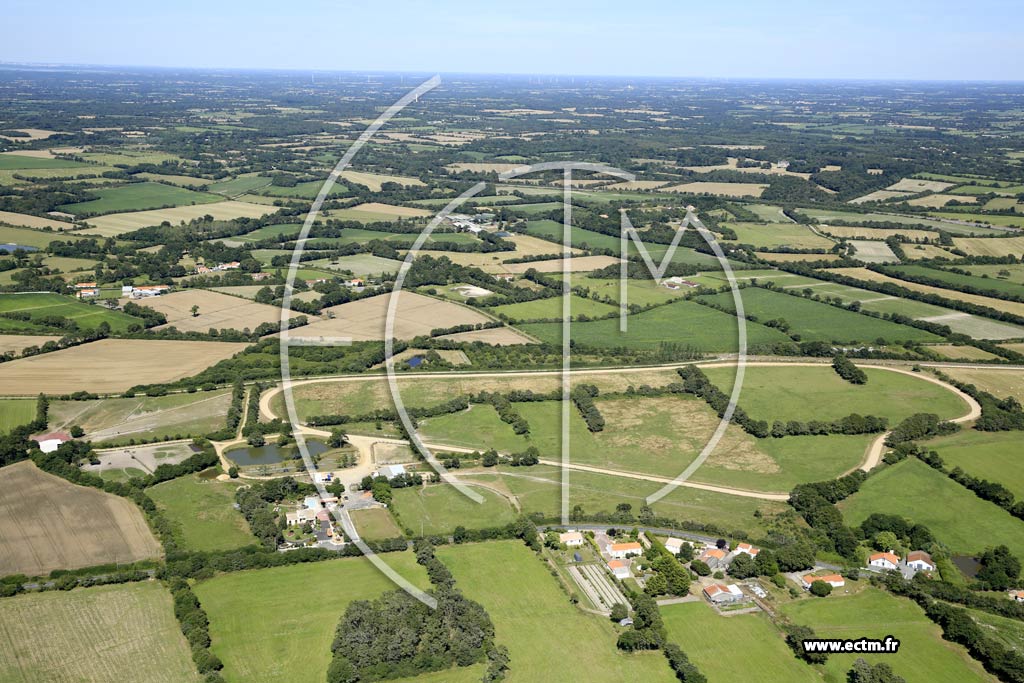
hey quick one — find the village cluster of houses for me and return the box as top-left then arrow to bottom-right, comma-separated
195,261 -> 240,275
74,282 -> 171,299
867,550 -> 936,576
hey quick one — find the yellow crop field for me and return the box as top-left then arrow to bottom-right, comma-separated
138,289 -> 283,333
663,181 -> 768,198
82,201 -> 278,236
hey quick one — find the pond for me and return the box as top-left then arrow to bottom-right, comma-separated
952,554 -> 981,579
225,439 -> 330,466
0,244 -> 39,253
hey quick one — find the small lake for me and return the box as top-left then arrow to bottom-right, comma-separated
952,554 -> 981,578
226,439 -> 330,466
0,244 -> 39,253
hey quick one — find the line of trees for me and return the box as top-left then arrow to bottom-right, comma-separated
832,354 -> 867,384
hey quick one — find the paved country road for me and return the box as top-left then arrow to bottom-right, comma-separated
255,360 -> 981,501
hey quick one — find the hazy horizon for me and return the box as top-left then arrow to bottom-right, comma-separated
2,0 -> 1022,81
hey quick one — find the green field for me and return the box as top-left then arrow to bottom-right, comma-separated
232,222 -> 302,242
307,253 -> 403,276
437,541 -> 676,683
463,464 -> 786,535
926,429 -> 1024,499
0,293 -> 144,332
840,458 -> 1024,559
58,181 -> 222,215
196,553 -> 430,683
390,484 -> 517,536
259,180 -> 350,199
492,293 -> 618,321
795,208 -> 1005,235
698,287 -> 942,343
48,390 -> 233,443
524,219 -> 623,251
745,204 -> 793,222
0,154 -> 88,170
148,472 -> 255,552
420,395 -> 871,492
782,588 -> 994,683
0,224 -> 79,249
520,299 -> 792,351
0,399 -> 37,432
886,264 -> 1024,299
725,222 -> 834,249
207,174 -> 273,197
961,263 -> 1024,285
0,582 -> 201,683
502,201 -> 567,217
662,602 -> 818,683
701,365 -> 969,425
928,211 -> 1024,229
350,506 -> 405,539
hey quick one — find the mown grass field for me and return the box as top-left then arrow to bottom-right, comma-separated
726,222 -> 834,249
196,553 -> 430,683
438,541 -> 676,683
231,222 -> 302,242
887,264 -> 1024,299
48,390 -> 233,443
0,582 -> 201,683
420,395 -> 871,492
0,154 -> 88,170
782,588 -> 995,683
701,365 -> 969,425
698,287 -> 943,343
350,506 -> 405,540
926,429 -> 1024,499
662,602 -> 818,683
207,173 -> 273,196
0,292 -> 143,332
259,179 -> 350,199
0,399 -> 37,432
840,458 -> 1024,559
934,367 -> 1024,401
492,293 -> 618,321
148,472 -> 255,552
390,484 -> 516,536
520,299 -> 792,351
59,181 -> 221,215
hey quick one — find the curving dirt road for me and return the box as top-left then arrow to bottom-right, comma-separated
256,360 -> 982,500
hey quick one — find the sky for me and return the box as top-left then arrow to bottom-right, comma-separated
2,0 -> 1022,81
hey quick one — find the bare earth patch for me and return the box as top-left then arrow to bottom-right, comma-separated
0,339 -> 249,394
0,461 -> 162,576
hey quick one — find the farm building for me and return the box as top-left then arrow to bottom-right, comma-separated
125,284 -> 169,299
76,288 -> 99,299
30,431 -> 70,454
607,559 -> 631,580
607,542 -> 642,559
665,537 -> 687,555
869,552 -> 900,571
905,551 -> 935,572
559,531 -> 584,547
662,276 -> 699,290
376,464 -> 407,479
802,574 -> 846,590
703,583 -> 744,604
1011,590 -> 1024,603
734,542 -> 760,557
698,547 -> 727,569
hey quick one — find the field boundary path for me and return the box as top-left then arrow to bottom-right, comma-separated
257,359 -> 983,500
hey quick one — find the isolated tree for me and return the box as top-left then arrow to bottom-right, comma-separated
190,304 -> 200,317
810,580 -> 833,597
328,428 -> 347,448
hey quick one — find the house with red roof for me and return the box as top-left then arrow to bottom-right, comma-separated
869,552 -> 900,571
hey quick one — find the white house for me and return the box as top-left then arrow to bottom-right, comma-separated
286,507 -> 318,526
802,573 -> 845,590
608,559 -> 631,580
734,542 -> 760,557
664,538 -> 686,555
559,531 -> 584,548
703,583 -> 744,604
905,551 -> 935,572
869,552 -> 900,571
607,542 -> 642,559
